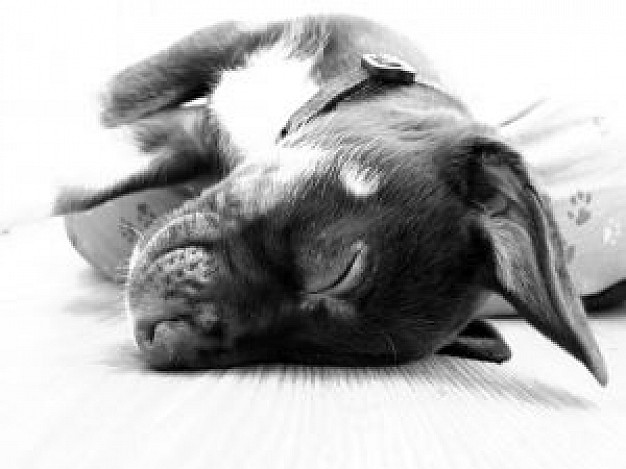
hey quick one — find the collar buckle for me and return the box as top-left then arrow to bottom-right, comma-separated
360,54 -> 416,84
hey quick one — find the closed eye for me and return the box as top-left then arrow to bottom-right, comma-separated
307,242 -> 368,296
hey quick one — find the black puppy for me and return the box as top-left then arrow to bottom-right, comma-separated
55,15 -> 607,384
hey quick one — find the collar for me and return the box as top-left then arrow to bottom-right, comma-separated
278,53 -> 454,140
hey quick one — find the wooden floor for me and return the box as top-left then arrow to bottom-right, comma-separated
1,218 -> 625,469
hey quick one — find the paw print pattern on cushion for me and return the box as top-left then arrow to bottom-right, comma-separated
118,203 -> 159,246
119,217 -> 139,244
66,187 -> 196,282
137,202 -> 158,229
567,191 -> 592,226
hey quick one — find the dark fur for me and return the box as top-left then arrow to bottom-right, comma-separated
59,15 -> 607,383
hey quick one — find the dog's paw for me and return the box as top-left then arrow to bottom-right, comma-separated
100,104 -> 144,128
567,190 -> 593,226
99,98 -> 139,128
99,78 -> 178,128
99,85 -> 146,128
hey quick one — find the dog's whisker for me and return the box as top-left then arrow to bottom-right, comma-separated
117,219 -> 147,244
381,331 -> 398,365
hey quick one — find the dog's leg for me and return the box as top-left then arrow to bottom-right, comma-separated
55,105 -> 231,215
0,21 -> 317,230
54,18 -> 335,216
0,106 -> 215,229
437,319 -> 511,363
100,21 -> 285,127
57,18 -> 288,219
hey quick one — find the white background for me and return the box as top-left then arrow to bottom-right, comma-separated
2,0 -> 626,110
1,0 -> 625,154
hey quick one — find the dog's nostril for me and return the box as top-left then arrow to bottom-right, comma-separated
134,302 -> 225,342
134,313 -> 225,369
149,320 -> 189,364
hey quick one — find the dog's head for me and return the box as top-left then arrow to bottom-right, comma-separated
58,112 -> 607,384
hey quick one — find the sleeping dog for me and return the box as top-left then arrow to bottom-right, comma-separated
54,15 -> 607,384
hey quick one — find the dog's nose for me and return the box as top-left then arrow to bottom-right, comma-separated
133,303 -> 228,369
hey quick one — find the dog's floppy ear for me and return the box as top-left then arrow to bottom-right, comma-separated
437,130 -> 608,385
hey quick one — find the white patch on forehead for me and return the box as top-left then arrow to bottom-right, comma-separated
340,162 -> 381,197
210,43 -> 318,160
227,143 -> 327,217
273,144 -> 327,182
232,143 -> 326,185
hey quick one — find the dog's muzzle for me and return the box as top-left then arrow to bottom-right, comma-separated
125,211 -> 267,368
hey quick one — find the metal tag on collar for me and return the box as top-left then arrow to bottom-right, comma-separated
361,54 -> 416,84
